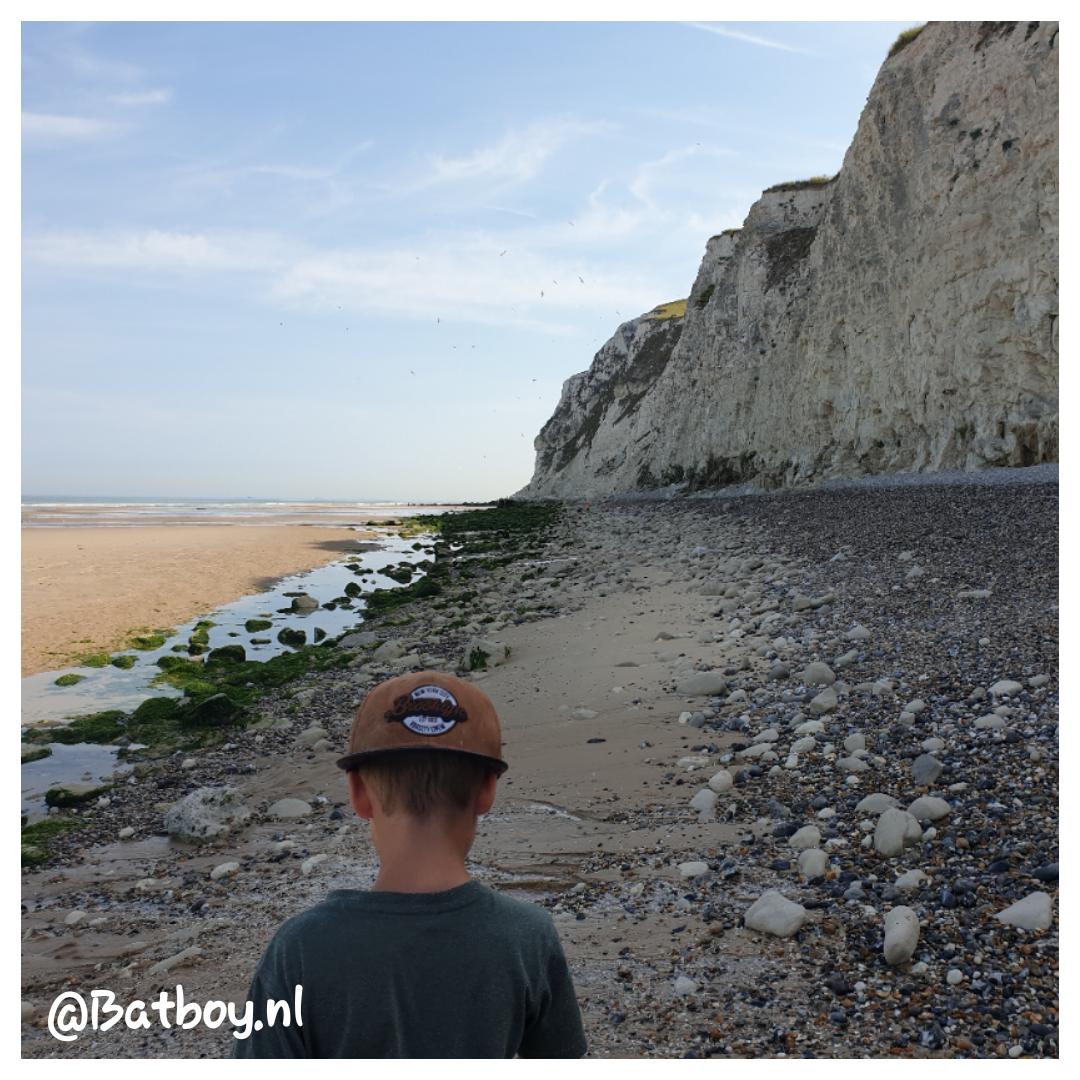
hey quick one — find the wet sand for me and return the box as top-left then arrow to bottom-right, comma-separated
21,525 -> 379,676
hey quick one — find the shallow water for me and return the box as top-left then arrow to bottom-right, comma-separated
21,742 -> 136,819
21,529 -> 438,814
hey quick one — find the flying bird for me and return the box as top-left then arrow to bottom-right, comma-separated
499,250 -> 507,256
567,220 -> 575,226
578,275 -> 585,284
540,290 -> 544,298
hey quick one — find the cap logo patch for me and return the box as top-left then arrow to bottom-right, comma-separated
384,684 -> 468,736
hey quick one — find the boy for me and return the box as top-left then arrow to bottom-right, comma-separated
235,670 -> 587,1058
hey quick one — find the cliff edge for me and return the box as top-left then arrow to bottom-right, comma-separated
517,21 -> 1058,499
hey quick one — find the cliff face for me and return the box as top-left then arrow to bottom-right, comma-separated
517,21 -> 1058,499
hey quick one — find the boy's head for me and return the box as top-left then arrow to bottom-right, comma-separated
337,671 -> 507,821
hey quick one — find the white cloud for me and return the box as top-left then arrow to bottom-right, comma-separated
23,229 -> 287,272
22,226 -> 667,330
685,22 -> 811,55
108,88 -> 173,106
421,118 -> 611,188
628,144 -> 738,207
22,111 -> 122,140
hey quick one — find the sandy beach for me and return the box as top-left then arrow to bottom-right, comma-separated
21,525 -> 378,676
20,477 -> 1058,1058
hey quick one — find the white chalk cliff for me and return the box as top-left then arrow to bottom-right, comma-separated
517,21 -> 1058,498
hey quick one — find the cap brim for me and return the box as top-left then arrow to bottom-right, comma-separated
336,745 -> 509,776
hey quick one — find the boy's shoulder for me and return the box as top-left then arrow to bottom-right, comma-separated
267,882 -> 558,951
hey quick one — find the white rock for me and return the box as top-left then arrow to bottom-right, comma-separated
837,755 -> 870,773
874,808 -> 921,857
809,687 -> 838,715
707,769 -> 733,794
210,861 -> 240,881
164,786 -> 252,842
296,726 -> 329,747
845,624 -> 871,641
689,789 -> 718,820
752,728 -> 779,744
843,733 -> 866,752
883,906 -> 920,965
895,869 -> 929,893
118,826 -> 135,840
989,679 -> 1023,697
797,848 -> 828,879
301,854 -> 329,876
788,825 -> 821,850
267,798 -> 313,820
947,968 -> 965,985
678,861 -> 709,879
374,640 -> 406,661
462,639 -> 510,669
148,947 -> 202,976
790,736 -> 816,754
907,796 -> 951,821
744,891 -> 806,938
995,891 -> 1053,931
802,661 -> 836,686
674,975 -> 699,996
676,671 -> 728,696
974,713 -> 1007,729
64,910 -> 86,926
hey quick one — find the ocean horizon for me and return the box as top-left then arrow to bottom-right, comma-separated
21,495 -> 487,528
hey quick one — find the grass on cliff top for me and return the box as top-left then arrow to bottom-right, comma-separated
645,299 -> 687,321
888,24 -> 926,58
763,174 -> 839,195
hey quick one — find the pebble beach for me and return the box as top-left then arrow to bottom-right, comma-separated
20,470 -> 1058,1058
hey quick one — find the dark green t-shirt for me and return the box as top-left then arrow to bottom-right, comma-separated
234,880 -> 587,1058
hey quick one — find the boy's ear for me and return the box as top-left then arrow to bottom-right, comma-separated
346,770 -> 375,820
475,770 -> 498,816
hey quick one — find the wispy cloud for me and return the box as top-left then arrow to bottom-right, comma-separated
420,118 -> 611,189
22,112 -> 123,140
108,88 -> 173,106
685,22 -> 811,55
22,226 -> 667,330
23,229 -> 287,272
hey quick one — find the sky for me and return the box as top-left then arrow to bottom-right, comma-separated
22,19 -> 917,502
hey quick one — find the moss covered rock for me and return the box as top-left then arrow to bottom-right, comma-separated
54,673 -> 86,687
207,645 -> 246,664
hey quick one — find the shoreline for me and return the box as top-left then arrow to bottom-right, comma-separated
21,486 -> 1058,1058
20,524 -> 381,677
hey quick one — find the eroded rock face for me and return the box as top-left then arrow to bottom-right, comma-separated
518,22 -> 1058,499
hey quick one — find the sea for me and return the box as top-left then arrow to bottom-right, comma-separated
21,495 -> 482,528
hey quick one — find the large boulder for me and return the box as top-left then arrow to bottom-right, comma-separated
164,787 -> 251,842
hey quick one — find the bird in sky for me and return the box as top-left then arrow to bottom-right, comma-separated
540,290 -> 544,298
499,250 -> 507,256
578,275 -> 585,284
410,369 -> 415,375
568,220 -> 575,226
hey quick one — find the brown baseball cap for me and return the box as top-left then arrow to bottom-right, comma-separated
336,670 -> 508,775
